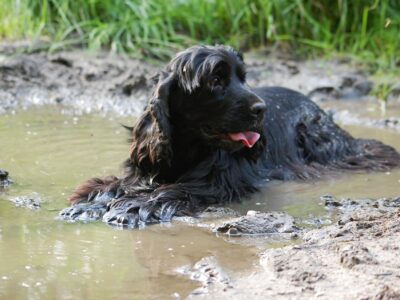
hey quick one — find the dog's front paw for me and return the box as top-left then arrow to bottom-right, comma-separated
59,203 -> 90,221
101,198 -> 184,228
102,197 -> 148,228
59,202 -> 108,222
58,192 -> 114,222
102,210 -> 141,228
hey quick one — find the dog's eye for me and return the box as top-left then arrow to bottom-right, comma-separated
211,75 -> 223,87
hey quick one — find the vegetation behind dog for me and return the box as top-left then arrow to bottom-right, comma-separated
0,0 -> 399,72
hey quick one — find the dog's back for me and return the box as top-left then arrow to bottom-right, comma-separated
254,86 -> 400,180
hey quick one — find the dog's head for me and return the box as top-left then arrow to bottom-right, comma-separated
130,45 -> 266,175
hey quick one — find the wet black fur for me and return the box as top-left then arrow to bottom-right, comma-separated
59,45 -> 400,228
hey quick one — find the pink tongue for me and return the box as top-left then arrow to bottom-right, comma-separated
228,131 -> 260,148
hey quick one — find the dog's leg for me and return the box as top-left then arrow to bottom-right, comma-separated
59,176 -> 122,221
102,182 -> 215,228
100,152 -> 264,228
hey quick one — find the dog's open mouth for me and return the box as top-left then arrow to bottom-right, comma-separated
225,131 -> 260,148
202,127 -> 261,149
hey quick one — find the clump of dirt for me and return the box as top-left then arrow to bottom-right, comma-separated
9,193 -> 42,210
214,210 -> 300,236
0,169 -> 12,189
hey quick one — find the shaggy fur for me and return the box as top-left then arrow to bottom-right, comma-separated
60,45 -> 400,227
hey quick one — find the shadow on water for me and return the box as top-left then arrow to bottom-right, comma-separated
0,106 -> 399,299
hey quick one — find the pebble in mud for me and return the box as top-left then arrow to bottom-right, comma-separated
0,169 -> 12,188
320,194 -> 342,207
225,228 -> 239,236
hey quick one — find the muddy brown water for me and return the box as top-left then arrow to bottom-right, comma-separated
0,106 -> 399,299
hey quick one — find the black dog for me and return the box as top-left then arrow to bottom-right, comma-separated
60,45 -> 400,227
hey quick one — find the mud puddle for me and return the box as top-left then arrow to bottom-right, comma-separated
0,107 -> 263,299
1,107 -> 399,299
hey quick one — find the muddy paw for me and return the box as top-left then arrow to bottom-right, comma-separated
59,202 -> 109,221
101,198 -> 183,228
59,192 -> 114,221
59,203 -> 88,220
102,209 -> 141,228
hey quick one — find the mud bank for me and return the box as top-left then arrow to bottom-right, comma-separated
1,46 -> 399,120
197,198 -> 400,299
0,50 -> 158,115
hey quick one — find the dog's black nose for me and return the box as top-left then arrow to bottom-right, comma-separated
251,102 -> 267,116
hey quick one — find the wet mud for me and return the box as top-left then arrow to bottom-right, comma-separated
177,256 -> 233,296
202,197 -> 400,299
0,50 -> 158,115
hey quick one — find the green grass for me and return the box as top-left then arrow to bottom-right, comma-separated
1,0 -> 399,71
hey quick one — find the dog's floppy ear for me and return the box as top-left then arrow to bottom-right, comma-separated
130,72 -> 175,176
